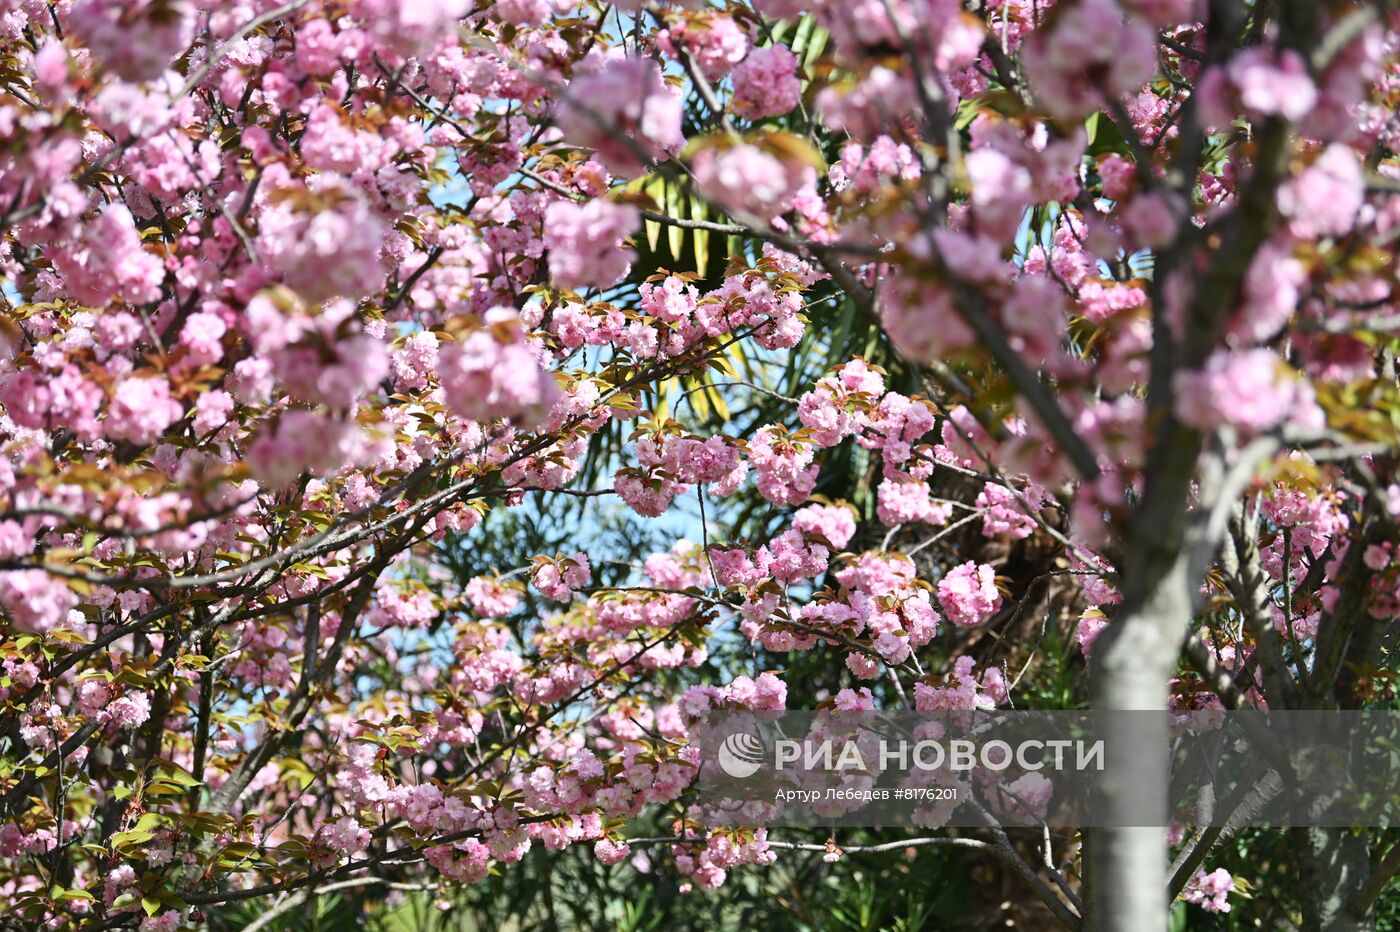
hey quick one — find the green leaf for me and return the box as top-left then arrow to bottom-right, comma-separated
56,888 -> 95,902
110,830 -> 155,850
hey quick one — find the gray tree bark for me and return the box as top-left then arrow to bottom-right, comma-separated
1085,555 -> 1192,932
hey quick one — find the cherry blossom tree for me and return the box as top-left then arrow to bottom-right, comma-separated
0,1 -> 1398,930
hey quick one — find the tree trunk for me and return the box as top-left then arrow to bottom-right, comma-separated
1085,556 -> 1192,932
1297,827 -> 1374,932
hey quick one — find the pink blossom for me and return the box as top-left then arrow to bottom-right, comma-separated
1364,543 -> 1392,571
425,837 -> 492,884
829,137 -> 921,194
1075,611 -> 1110,657
721,672 -> 787,710
995,771 -> 1054,822
1228,241 -> 1306,343
318,816 -> 371,858
792,504 -> 857,550
70,0 -> 194,82
1182,867 -> 1234,913
880,278 -> 972,363
877,477 -> 950,527
1003,274 -> 1069,361
440,312 -> 560,428
754,0 -> 815,18
533,554 -> 591,601
1277,143 -> 1365,238
616,471 -> 686,518
104,691 -> 152,731
139,913 -> 181,932
1021,0 -> 1157,119
350,0 -> 471,58
49,205 -> 164,308
749,427 -> 819,506
1098,154 -> 1136,200
557,57 -> 685,177
0,570 -> 78,633
1118,193 -> 1182,249
368,584 -> 438,629
32,41 -> 70,91
391,331 -> 441,391
846,652 -> 880,679
732,45 -> 802,120
709,548 -> 764,588
105,376 -> 183,445
977,482 -> 1050,540
301,104 -> 387,174
495,0 -> 553,26
833,687 -> 876,711
543,199 -> 638,291
914,655 -> 1003,710
639,275 -> 700,324
797,358 -> 885,446
965,147 -> 1034,241
247,410 -> 364,488
661,14 -> 749,82
595,838 -> 631,864
692,144 -> 809,220
256,181 -> 388,301
1198,48 -> 1317,129
180,312 -> 227,366
1122,0 -> 1196,27
466,577 -> 522,618
1173,349 -> 1322,435
936,562 -> 1003,628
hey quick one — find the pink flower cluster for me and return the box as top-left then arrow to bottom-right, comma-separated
0,569 -> 79,633
366,583 -> 439,629
681,673 -> 790,716
693,144 -> 812,220
936,562 -> 1003,628
748,427 -> 819,506
533,553 -> 592,601
877,476 -> 951,527
350,0 -> 471,58
557,56 -> 685,177
49,205 -> 165,309
616,430 -> 747,517
977,482 -> 1052,540
1020,0 -> 1156,119
255,175 -> 388,302
731,45 -> 802,120
914,655 -> 1008,711
659,13 -> 749,82
69,0 -> 194,82
1197,47 -> 1317,129
550,264 -> 806,360
840,558 -> 940,673
1174,349 -> 1323,435
711,505 -> 851,601
440,311 -> 561,429
1075,610 -> 1110,658
466,576 -> 523,618
829,137 -> 922,195
797,359 -> 887,446
105,375 -> 183,445
246,410 -> 367,488
543,199 -> 639,291
1277,143 -> 1365,239
1182,867 -> 1234,914
674,830 -> 777,891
